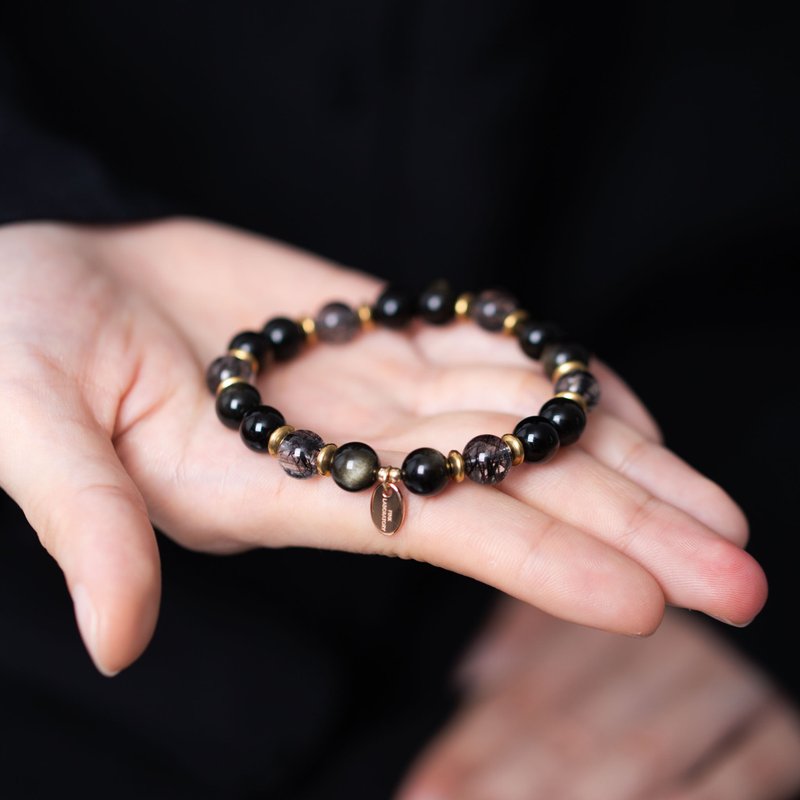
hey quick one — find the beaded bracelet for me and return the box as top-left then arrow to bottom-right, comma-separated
206,281 -> 600,535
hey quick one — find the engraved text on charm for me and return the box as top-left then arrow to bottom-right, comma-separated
370,482 -> 405,535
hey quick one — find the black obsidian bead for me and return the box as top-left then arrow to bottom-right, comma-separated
373,286 -> 415,328
462,434 -> 513,484
401,447 -> 449,496
262,317 -> 305,361
542,342 -> 591,378
516,321 -> 566,360
227,330 -> 272,364
315,302 -> 360,344
205,355 -> 254,394
216,382 -> 261,430
540,398 -> 586,446
554,370 -> 601,410
470,289 -> 517,332
240,405 -> 286,452
278,429 -> 324,478
512,416 -> 560,463
418,280 -> 457,325
331,442 -> 379,492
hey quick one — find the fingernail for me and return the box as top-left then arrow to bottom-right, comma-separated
709,614 -> 754,628
72,583 -> 119,677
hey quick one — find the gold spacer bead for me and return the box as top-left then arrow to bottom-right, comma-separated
227,348 -> 260,373
502,309 -> 530,337
551,359 -> 589,383
502,434 -> 525,466
554,391 -> 588,413
215,375 -> 249,396
454,292 -> 474,319
447,450 -> 465,482
316,443 -> 337,476
388,466 -> 401,483
267,424 -> 296,456
357,303 -> 375,330
299,316 -> 317,345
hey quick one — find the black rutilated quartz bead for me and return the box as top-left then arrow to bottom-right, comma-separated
554,370 -> 601,410
216,382 -> 261,430
278,429 -> 325,479
418,280 -> 457,325
542,342 -> 591,378
315,302 -> 360,344
470,289 -> 517,332
401,447 -> 449,496
262,317 -> 305,361
516,321 -> 566,360
540,398 -> 586,446
240,405 -> 286,452
512,416 -> 560,463
373,286 -> 416,328
205,355 -> 254,394
462,434 -> 513,484
227,330 -> 272,364
331,442 -> 379,491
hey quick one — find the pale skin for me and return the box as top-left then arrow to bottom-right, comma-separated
0,218 -> 780,793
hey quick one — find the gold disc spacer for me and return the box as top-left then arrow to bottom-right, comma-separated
447,450 -> 465,482
502,433 -> 525,466
502,309 -> 530,336
215,376 -> 249,396
554,391 -> 588,413
227,348 -> 260,373
376,465 -> 401,484
357,303 -> 375,330
268,424 -> 296,456
454,292 -> 474,319
299,316 -> 318,345
316,443 -> 337,476
551,359 -> 589,383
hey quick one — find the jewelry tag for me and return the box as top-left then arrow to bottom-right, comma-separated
370,481 -> 404,535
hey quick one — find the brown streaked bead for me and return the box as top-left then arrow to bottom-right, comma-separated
551,359 -> 589,382
267,424 -> 296,456
502,433 -> 525,466
447,450 -> 465,482
316,443 -> 337,476
454,292 -> 474,319
502,310 -> 530,336
554,391 -> 588,413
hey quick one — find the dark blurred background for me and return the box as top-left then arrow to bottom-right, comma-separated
1,2 -> 798,797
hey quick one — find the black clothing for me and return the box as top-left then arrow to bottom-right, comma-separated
1,3 -> 798,797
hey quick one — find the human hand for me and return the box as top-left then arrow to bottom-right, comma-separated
395,598 -> 800,800
0,218 -> 765,676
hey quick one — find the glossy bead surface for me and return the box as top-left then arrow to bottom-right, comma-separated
554,370 -> 601,410
262,317 -> 305,361
373,286 -> 415,328
418,280 -> 457,325
462,434 -> 513,484
470,289 -> 517,332
205,355 -> 254,394
540,398 -> 586,446
401,447 -> 449,496
512,416 -> 560,463
315,302 -> 360,344
240,405 -> 286,452
516,320 -> 566,360
278,429 -> 324,478
331,442 -> 379,492
542,343 -> 591,378
215,382 -> 261,429
227,330 -> 272,364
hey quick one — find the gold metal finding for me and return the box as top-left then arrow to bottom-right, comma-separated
267,424 -> 296,455
555,391 -> 588,413
316,443 -> 337,476
371,465 -> 404,535
227,348 -> 260,373
551,359 -> 588,383
502,310 -> 529,336
447,450 -> 465,482
299,316 -> 318,345
502,434 -> 525,466
357,303 -> 375,329
454,292 -> 474,319
216,376 -> 249,396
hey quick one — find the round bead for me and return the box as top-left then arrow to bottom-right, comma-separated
554,370 -> 601,410
540,398 -> 586,446
373,286 -> 415,328
418,280 -> 457,325
331,442 -> 380,492
240,405 -> 286,452
315,302 -> 360,344
227,330 -> 272,364
401,447 -> 450,496
470,289 -> 518,332
205,354 -> 254,394
215,382 -> 261,430
262,317 -> 305,361
462,434 -> 513,484
278,429 -> 325,479
542,343 -> 591,378
512,416 -> 560,463
516,320 -> 566,360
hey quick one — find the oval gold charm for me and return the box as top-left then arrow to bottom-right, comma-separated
370,482 -> 404,535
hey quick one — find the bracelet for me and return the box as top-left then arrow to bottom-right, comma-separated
206,281 -> 600,535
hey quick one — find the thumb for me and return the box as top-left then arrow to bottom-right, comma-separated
0,379 -> 161,677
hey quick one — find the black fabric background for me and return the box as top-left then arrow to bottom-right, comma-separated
1,3 -> 798,798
